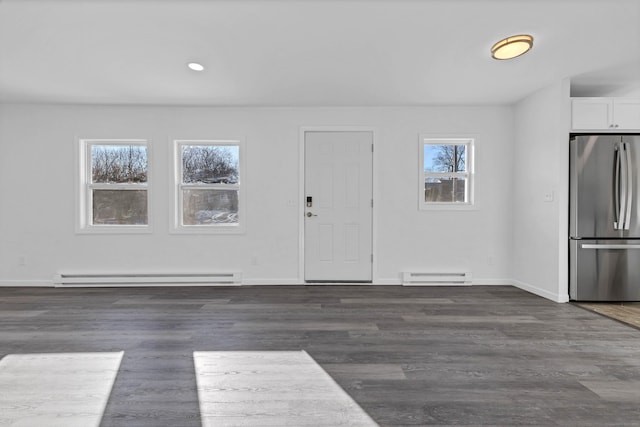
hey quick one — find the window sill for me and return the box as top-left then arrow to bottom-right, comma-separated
76,225 -> 153,235
419,203 -> 477,211
170,224 -> 245,235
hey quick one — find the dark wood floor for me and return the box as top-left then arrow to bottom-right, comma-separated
2,285 -> 640,426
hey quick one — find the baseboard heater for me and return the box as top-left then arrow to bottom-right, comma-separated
402,271 -> 472,286
53,272 -> 242,287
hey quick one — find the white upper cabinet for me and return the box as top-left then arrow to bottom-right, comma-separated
571,98 -> 640,131
571,98 -> 612,130
613,99 -> 640,129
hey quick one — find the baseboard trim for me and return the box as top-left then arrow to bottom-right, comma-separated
241,279 -> 301,286
472,279 -> 513,286
376,278 -> 513,286
512,279 -> 567,303
0,280 -> 54,287
0,277 -> 565,304
373,279 -> 403,285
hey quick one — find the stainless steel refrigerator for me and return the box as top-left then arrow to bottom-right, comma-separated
570,134 -> 640,301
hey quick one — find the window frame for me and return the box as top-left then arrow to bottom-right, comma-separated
172,139 -> 245,234
419,136 -> 475,210
77,139 -> 152,234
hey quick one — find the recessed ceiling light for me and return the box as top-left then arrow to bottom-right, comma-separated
491,35 -> 533,60
187,62 -> 205,71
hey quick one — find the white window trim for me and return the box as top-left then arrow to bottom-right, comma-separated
419,135 -> 475,211
171,139 -> 245,234
77,139 -> 152,234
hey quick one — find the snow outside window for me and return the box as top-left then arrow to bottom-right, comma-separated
419,137 -> 474,210
78,139 -> 150,233
173,140 -> 244,233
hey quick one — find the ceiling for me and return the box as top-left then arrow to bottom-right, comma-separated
1,0 -> 639,107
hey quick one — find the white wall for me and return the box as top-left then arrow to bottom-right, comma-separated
512,81 -> 571,302
0,104 -> 513,286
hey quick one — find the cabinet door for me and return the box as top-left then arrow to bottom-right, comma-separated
571,98 -> 612,130
613,99 -> 640,130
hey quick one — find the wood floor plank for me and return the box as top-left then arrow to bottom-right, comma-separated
0,310 -> 48,318
231,321 -> 380,331
322,363 -> 407,380
339,298 -> 454,304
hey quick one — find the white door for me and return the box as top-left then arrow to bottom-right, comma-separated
304,131 -> 373,282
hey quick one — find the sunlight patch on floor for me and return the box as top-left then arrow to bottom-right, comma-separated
0,352 -> 123,427
194,350 -> 378,426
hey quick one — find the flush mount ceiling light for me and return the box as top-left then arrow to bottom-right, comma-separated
187,62 -> 205,71
491,34 -> 533,60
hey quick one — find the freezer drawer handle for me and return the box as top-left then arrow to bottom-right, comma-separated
581,244 -> 640,249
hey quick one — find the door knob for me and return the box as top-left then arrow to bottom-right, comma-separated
306,212 -> 317,217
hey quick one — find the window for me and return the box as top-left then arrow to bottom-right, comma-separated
173,140 -> 243,233
420,137 -> 474,209
78,139 -> 150,232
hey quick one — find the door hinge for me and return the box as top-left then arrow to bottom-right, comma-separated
371,144 -> 374,153
371,199 -> 374,208
371,254 -> 374,263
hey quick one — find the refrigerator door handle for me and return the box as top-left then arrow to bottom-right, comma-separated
614,143 -> 622,230
624,141 -> 633,230
619,141 -> 629,231
582,244 -> 640,249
